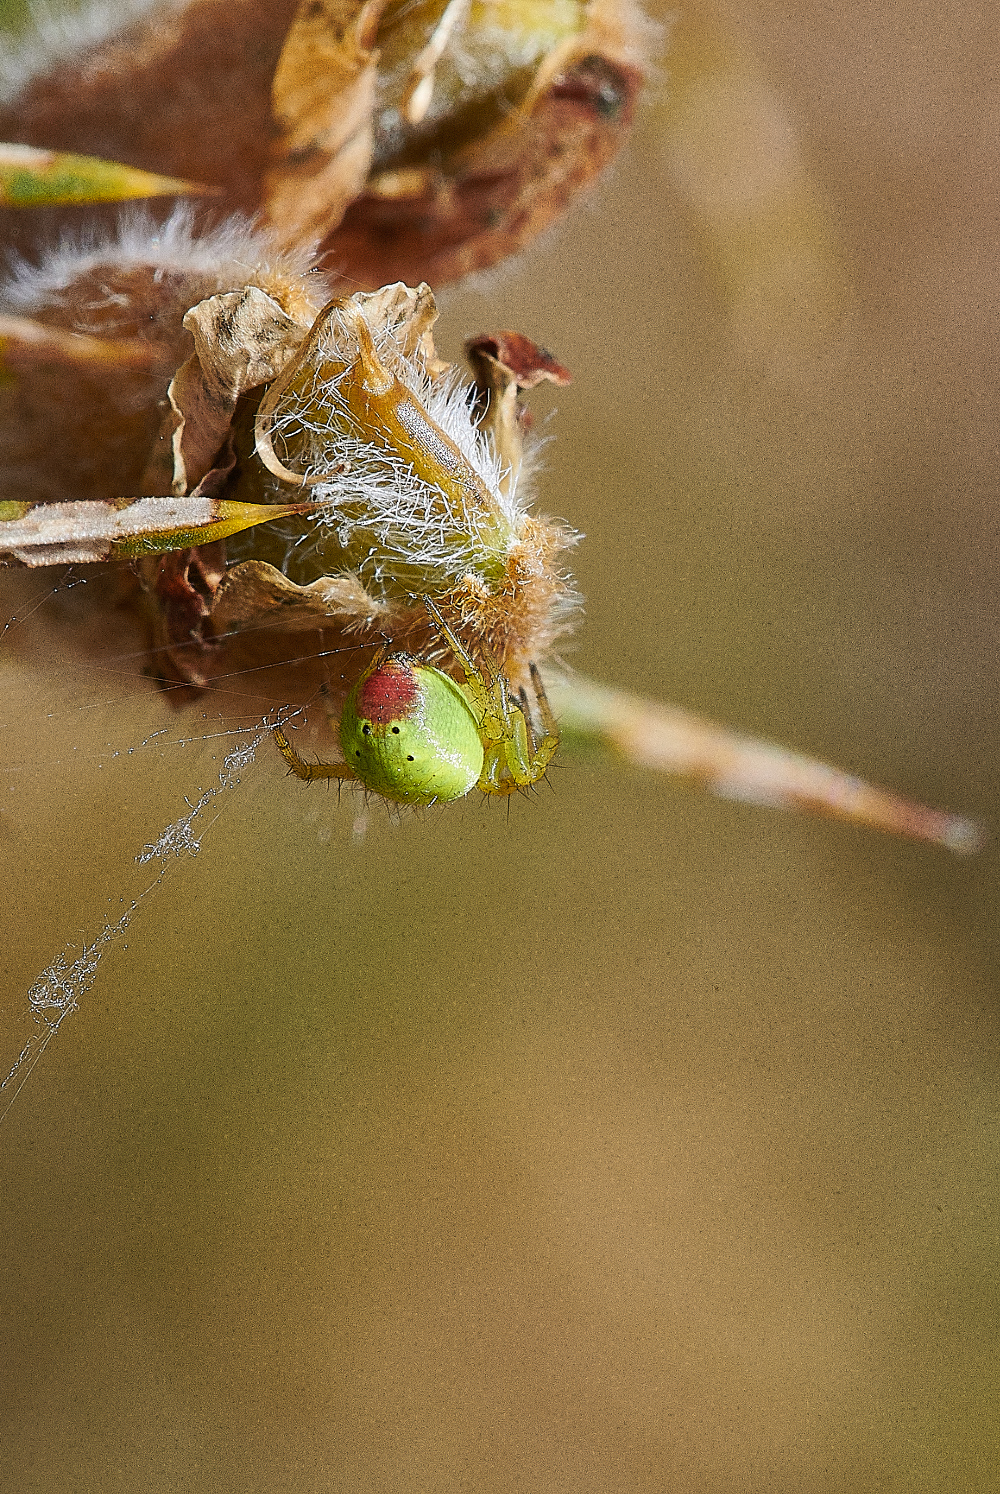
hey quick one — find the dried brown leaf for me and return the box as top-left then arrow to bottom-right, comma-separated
346,279 -> 450,375
141,542 -> 228,695
150,285 -> 312,497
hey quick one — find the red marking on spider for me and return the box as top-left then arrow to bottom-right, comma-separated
357,655 -> 420,724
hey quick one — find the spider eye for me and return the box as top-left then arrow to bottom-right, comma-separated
391,726 -> 400,734
362,724 -> 371,735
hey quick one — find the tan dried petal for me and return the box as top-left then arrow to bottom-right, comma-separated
140,542 -> 228,695
146,561 -> 410,706
212,558 -> 389,634
264,0 -> 388,249
344,280 -> 450,376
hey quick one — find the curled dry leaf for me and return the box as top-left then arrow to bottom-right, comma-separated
465,331 -> 572,497
149,284 -> 315,497
264,0 -> 387,250
212,559 -> 390,635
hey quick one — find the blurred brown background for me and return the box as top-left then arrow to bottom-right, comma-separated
1,2 -> 998,1489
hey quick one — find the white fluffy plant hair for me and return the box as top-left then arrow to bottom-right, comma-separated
0,207 -> 580,692
1,209 -> 320,506
262,313 -> 516,587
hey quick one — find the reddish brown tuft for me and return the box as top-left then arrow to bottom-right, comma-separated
465,332 -> 572,390
357,655 -> 419,723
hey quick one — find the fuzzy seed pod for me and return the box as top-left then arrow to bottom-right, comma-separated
0,212 -> 578,712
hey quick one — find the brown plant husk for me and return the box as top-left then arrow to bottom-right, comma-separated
0,1 -> 654,284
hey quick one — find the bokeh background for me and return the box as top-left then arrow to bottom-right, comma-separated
2,2 -> 998,1489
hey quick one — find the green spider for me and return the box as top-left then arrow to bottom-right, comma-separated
272,600 -> 559,805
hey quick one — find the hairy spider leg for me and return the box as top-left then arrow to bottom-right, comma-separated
424,599 -> 559,795
272,642 -> 397,783
272,722 -> 361,783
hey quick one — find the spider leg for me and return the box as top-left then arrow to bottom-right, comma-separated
424,598 -> 504,713
423,598 -> 559,794
423,598 -> 479,678
528,663 -> 559,754
524,681 -> 559,781
273,723 -> 359,784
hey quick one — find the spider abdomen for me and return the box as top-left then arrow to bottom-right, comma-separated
340,655 -> 484,806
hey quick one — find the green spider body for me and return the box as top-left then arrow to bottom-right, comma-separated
340,654 -> 484,806
273,601 -> 560,806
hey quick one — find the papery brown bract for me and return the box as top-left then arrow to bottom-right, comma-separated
263,0 -> 387,252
